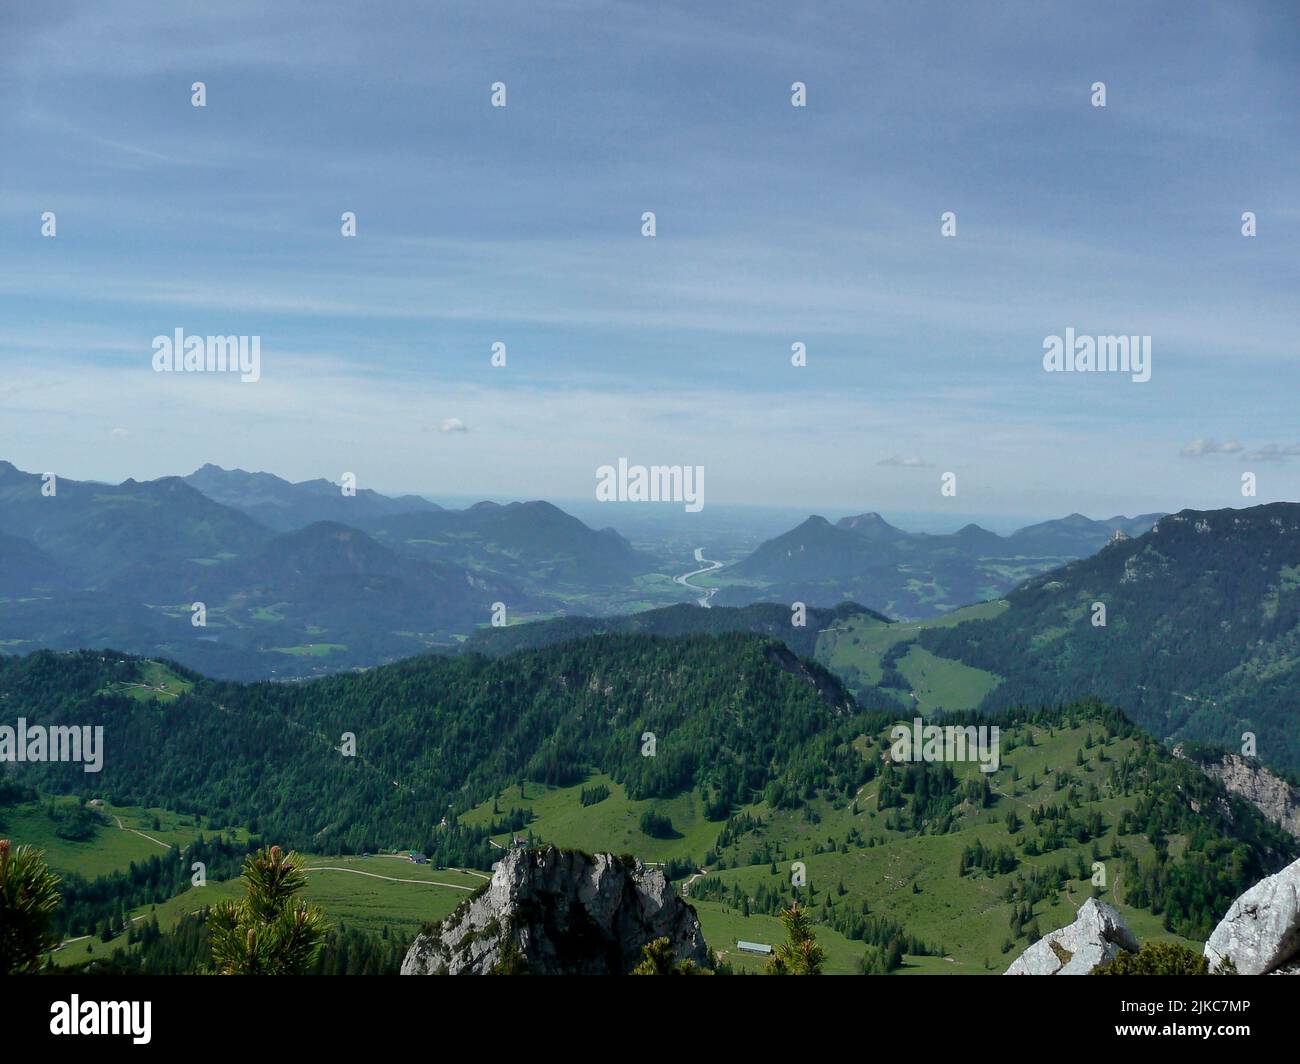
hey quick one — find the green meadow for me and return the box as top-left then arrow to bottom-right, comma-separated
455,717 -> 1208,973
44,850 -> 485,967
96,659 -> 194,704
11,694 -> 1223,975
2,795 -> 242,879
816,601 -> 1007,710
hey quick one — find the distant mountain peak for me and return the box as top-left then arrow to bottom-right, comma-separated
836,512 -> 907,540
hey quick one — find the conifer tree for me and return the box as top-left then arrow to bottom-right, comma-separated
0,839 -> 62,975
766,902 -> 825,975
630,936 -> 709,975
209,845 -> 326,975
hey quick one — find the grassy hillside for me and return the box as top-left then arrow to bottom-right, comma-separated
448,706 -> 1295,972
0,793 -> 244,878
815,600 -> 1007,711
43,851 -> 482,968
6,626 -> 1295,975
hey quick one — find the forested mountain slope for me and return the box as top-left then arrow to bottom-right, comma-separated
919,503 -> 1300,774
461,601 -> 885,658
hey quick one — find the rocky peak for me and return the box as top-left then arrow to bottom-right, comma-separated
1175,746 -> 1300,840
400,846 -> 711,975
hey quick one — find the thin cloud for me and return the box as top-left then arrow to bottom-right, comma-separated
1180,439 -> 1243,457
1244,444 -> 1300,463
440,418 -> 469,434
878,455 -> 933,468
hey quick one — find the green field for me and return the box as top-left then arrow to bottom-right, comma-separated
463,772 -> 722,864
895,644 -> 1002,713
5,795 -> 479,966
453,718 -> 1207,973
690,900 -> 868,974
269,643 -> 348,657
298,855 -> 486,936
44,850 -> 487,967
97,660 -> 193,704
816,601 -> 1006,710
2,796 -> 243,878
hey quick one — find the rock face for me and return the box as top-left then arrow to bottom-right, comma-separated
401,846 -> 711,975
1004,899 -> 1139,975
1176,748 -> 1300,840
1204,856 -> 1300,975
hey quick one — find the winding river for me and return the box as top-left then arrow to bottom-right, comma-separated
674,547 -> 723,607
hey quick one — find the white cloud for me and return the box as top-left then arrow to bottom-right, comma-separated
1180,438 -> 1243,457
440,418 -> 469,434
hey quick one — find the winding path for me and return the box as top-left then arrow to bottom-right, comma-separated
303,865 -> 476,890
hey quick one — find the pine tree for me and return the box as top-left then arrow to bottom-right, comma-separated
630,936 -> 711,975
0,839 -> 62,975
209,845 -> 326,975
766,902 -> 826,975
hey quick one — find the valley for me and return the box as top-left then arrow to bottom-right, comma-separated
4,461 -> 1300,977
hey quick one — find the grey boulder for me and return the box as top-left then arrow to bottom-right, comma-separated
1204,855 -> 1300,975
1004,898 -> 1139,975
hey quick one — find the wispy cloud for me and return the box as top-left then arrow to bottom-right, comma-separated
1244,444 -> 1300,463
1180,439 -> 1244,457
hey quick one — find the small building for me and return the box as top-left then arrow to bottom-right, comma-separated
408,851 -> 429,864
737,941 -> 773,955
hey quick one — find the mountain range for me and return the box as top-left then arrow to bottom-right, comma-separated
472,503 -> 1300,780
0,462 -> 656,679
182,464 -> 444,531
713,510 -> 1163,619
3,457 -> 1295,788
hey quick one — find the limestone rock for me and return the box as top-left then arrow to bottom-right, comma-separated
401,845 -> 711,975
1174,747 -> 1300,840
1004,898 -> 1139,975
1204,856 -> 1300,975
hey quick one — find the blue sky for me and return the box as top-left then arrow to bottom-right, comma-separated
0,0 -> 1296,521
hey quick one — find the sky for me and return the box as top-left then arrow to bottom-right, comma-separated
0,0 -> 1297,523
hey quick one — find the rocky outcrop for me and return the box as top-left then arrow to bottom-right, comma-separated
1174,748 -> 1300,840
401,846 -> 711,975
1204,856 -> 1300,975
1004,899 -> 1139,975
